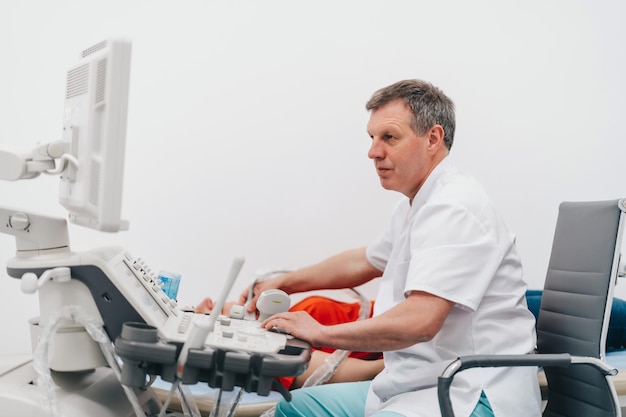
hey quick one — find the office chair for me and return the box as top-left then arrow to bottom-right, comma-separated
438,198 -> 626,417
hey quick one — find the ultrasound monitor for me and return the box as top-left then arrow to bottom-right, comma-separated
58,38 -> 132,232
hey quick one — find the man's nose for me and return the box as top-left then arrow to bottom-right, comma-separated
368,138 -> 384,160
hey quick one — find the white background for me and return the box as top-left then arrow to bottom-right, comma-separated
0,0 -> 624,354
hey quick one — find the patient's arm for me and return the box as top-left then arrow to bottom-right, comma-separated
193,297 -> 239,316
291,350 -> 384,388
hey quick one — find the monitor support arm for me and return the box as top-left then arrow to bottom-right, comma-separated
0,141 -> 73,252
0,140 -> 70,181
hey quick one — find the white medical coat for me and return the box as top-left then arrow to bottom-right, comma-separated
364,157 -> 541,417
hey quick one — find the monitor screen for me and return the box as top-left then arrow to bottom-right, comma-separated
58,38 -> 132,232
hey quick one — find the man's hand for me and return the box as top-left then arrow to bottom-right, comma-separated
261,310 -> 326,347
240,276 -> 286,313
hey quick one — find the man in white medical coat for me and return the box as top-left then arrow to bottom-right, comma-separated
255,79 -> 541,417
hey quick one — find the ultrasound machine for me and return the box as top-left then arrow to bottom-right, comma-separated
0,38 -> 310,417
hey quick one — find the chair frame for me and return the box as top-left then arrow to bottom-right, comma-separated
438,198 -> 626,417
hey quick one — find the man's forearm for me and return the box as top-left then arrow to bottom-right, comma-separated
278,247 -> 381,294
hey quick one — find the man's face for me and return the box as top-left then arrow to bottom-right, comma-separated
366,99 -> 437,200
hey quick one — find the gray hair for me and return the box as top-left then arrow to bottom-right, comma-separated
365,80 -> 456,150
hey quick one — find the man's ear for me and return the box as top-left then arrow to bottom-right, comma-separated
427,124 -> 445,152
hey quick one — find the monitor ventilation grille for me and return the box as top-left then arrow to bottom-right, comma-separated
90,160 -> 101,206
82,40 -> 107,58
95,58 -> 107,104
66,63 -> 89,99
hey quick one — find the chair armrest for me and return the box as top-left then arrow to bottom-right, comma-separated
437,353 -> 617,417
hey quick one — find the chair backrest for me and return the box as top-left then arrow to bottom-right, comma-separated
537,199 -> 626,417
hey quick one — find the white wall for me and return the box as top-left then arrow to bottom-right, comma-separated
0,0 -> 624,355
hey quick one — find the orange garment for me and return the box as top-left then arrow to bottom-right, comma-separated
277,295 -> 382,389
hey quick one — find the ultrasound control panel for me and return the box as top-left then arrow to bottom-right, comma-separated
162,311 -> 290,354
108,248 -> 292,355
